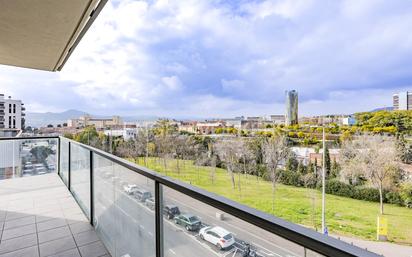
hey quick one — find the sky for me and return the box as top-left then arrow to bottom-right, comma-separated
1,0 -> 412,118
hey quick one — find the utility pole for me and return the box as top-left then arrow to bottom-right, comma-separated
322,125 -> 326,234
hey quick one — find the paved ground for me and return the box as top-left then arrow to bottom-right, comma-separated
331,235 -> 412,257
0,174 -> 110,257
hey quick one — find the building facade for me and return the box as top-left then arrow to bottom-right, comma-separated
270,115 -> 285,125
285,90 -> 298,126
393,91 -> 412,110
0,94 -> 25,137
196,121 -> 225,134
67,115 -> 123,129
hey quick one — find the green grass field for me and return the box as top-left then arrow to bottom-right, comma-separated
131,157 -> 412,244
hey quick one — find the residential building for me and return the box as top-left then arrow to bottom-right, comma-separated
68,115 -> 123,130
270,115 -> 286,125
291,147 -> 340,166
196,121 -> 226,134
241,119 -> 260,130
178,121 -> 197,133
309,151 -> 340,166
342,116 -> 356,126
223,118 -> 242,130
0,94 -> 25,137
299,115 -> 355,126
104,128 -> 138,141
285,90 -> 298,126
393,91 -> 412,110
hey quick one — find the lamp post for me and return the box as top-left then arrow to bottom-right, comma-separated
321,125 -> 327,234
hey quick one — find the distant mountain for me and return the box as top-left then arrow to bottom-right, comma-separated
25,109 -> 88,127
370,107 -> 394,112
25,109 -> 158,128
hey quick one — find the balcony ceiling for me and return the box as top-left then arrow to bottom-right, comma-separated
0,0 -> 106,72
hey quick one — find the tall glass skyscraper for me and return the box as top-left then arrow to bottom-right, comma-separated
285,90 -> 298,125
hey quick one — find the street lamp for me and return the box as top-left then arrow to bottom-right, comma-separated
322,125 -> 327,235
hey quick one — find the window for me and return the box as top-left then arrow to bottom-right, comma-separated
8,116 -> 11,128
13,117 -> 16,128
8,104 -> 11,113
13,104 -> 16,114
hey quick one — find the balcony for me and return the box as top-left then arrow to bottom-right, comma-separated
0,136 -> 379,257
0,174 -> 109,257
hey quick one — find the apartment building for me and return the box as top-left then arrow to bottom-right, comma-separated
0,94 -> 25,137
196,121 -> 226,134
270,115 -> 286,125
67,114 -> 123,130
393,91 -> 412,110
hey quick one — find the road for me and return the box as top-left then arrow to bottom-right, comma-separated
69,163 -> 323,257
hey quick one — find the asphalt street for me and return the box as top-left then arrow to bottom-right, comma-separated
69,162 -> 323,257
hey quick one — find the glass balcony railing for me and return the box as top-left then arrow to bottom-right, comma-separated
0,136 -> 380,257
0,137 -> 57,180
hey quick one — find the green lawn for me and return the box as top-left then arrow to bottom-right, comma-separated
131,157 -> 412,244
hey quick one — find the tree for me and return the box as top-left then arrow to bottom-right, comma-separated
396,134 -> 412,164
341,135 -> 399,214
297,161 -> 306,174
30,146 -> 53,164
330,159 -> 340,179
340,130 -> 353,143
285,153 -> 298,172
215,140 -> 243,189
262,135 -> 290,213
324,146 -> 331,177
154,119 -> 177,174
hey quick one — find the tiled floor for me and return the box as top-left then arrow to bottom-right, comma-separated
0,174 -> 110,257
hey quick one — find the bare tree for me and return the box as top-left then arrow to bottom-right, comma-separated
262,135 -> 290,214
341,135 -> 399,214
215,139 -> 243,190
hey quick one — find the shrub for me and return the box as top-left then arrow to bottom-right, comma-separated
279,170 -> 302,187
400,182 -> 412,208
301,173 -> 318,188
353,187 -> 380,202
324,179 -> 354,197
385,191 -> 403,206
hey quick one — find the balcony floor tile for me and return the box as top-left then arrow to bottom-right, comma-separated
0,174 -> 111,257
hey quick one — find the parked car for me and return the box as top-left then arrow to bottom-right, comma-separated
163,205 -> 180,219
134,189 -> 152,202
145,197 -> 155,210
199,226 -> 235,250
123,184 -> 139,195
173,214 -> 201,231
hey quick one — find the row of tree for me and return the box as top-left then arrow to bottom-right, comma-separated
67,120 -> 412,215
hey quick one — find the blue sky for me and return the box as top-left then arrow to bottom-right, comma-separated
1,0 -> 412,118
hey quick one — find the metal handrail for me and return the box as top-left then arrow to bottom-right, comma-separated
2,136 -> 380,257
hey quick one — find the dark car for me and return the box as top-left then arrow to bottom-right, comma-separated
163,205 -> 180,219
173,214 -> 202,231
145,197 -> 155,210
134,189 -> 152,202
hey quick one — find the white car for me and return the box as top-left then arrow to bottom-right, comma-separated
199,226 -> 235,250
123,184 -> 139,195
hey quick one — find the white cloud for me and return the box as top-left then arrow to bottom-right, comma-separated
221,79 -> 246,92
1,0 -> 412,118
161,76 -> 182,91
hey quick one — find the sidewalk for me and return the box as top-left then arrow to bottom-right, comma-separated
331,235 -> 412,257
